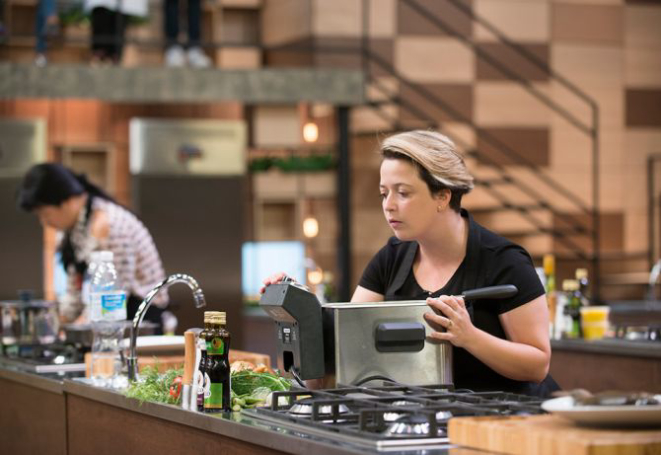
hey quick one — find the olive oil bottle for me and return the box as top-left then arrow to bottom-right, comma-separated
196,311 -> 213,412
203,312 -> 231,413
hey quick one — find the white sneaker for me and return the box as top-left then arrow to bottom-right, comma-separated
165,45 -> 186,67
187,46 -> 211,69
34,53 -> 48,67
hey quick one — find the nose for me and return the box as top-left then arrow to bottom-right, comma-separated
382,193 -> 395,212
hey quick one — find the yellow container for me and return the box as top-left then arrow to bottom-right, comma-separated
580,306 -> 610,340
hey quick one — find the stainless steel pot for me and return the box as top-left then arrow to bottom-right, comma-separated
1,299 -> 60,346
322,301 -> 453,387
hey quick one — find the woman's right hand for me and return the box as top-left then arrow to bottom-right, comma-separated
259,272 -> 297,294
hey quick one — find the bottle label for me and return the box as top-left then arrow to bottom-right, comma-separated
204,383 -> 224,409
203,372 -> 211,399
206,338 -> 224,356
98,291 -> 127,321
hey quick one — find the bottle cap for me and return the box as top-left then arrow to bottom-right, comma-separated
98,251 -> 114,262
89,251 -> 104,263
217,312 -> 226,325
575,268 -> 588,280
543,254 -> 555,275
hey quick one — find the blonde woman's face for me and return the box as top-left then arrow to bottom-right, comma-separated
379,158 -> 440,241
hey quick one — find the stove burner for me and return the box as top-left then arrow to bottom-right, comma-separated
384,414 -> 444,438
434,410 -> 453,422
383,400 -> 424,422
288,399 -> 351,419
391,400 -> 422,407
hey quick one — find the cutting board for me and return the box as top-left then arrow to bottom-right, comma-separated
448,415 -> 661,455
84,349 -> 271,377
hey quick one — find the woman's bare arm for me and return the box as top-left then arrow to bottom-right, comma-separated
425,294 -> 551,383
351,285 -> 384,303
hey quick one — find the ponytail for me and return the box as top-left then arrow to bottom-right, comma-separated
75,173 -> 115,204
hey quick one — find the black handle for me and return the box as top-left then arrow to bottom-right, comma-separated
375,322 -> 426,353
460,285 -> 518,301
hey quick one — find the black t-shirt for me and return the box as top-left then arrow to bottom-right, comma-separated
358,209 -> 545,394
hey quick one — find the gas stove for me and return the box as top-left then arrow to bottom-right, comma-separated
244,384 -> 545,451
0,342 -> 87,373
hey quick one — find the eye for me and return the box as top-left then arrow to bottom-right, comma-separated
379,191 -> 387,199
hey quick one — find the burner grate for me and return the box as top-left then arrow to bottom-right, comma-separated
248,385 -> 546,451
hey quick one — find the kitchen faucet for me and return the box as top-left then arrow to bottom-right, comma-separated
127,273 -> 206,381
648,259 -> 661,301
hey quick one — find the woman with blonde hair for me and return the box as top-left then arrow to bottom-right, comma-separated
353,130 -> 554,395
264,130 -> 555,396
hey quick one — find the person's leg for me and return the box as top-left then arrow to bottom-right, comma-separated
163,0 -> 186,66
164,0 -> 179,48
187,0 -> 201,47
42,0 -> 58,31
108,11 -> 127,63
90,8 -> 103,58
185,0 -> 210,67
91,7 -> 114,62
35,0 -> 48,54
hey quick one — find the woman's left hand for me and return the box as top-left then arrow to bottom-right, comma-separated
424,295 -> 475,348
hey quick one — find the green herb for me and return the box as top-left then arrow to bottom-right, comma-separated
230,370 -> 291,397
125,366 -> 183,405
230,370 -> 291,411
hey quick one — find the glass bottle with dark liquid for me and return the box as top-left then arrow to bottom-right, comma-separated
196,311 -> 213,412
203,312 -> 231,413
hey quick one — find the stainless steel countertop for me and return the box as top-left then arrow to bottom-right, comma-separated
0,360 -> 80,394
551,338 -> 661,358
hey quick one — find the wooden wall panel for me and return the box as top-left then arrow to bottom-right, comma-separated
552,4 -> 624,45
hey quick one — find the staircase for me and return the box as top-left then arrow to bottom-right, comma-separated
350,0 -> 603,296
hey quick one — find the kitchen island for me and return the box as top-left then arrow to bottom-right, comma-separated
0,363 -> 487,455
3,337 -> 660,455
550,338 -> 661,393
0,366 -> 71,455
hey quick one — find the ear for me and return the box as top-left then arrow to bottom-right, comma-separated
434,189 -> 451,210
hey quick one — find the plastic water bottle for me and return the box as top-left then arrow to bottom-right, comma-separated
81,251 -> 103,312
89,251 -> 127,387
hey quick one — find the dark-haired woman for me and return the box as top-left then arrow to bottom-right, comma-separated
18,163 -> 167,329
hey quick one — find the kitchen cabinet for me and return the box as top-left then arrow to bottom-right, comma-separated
0,370 -> 67,455
66,394 -> 289,455
55,143 -> 116,195
550,339 -> 661,393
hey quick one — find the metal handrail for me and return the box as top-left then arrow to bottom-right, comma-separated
443,0 -> 598,111
363,74 -> 593,258
359,0 -> 600,276
648,154 -> 661,269
401,0 -> 595,136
